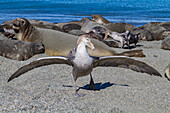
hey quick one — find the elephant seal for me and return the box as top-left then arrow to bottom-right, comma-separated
81,17 -> 108,33
12,18 -> 145,57
164,63 -> 170,81
0,39 -> 45,61
161,35 -> 170,50
1,23 -> 15,39
131,28 -> 154,41
68,30 -> 86,36
62,23 -> 81,33
139,22 -> 170,40
91,15 -> 111,25
104,23 -> 136,33
2,19 -> 64,32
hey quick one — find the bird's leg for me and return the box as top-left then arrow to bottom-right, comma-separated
134,43 -> 136,48
74,79 -> 78,93
74,78 -> 85,97
88,74 -> 96,90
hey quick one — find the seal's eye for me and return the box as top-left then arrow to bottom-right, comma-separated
21,20 -> 25,24
36,44 -> 40,48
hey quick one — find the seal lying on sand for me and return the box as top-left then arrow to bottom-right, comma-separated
8,35 -> 161,96
0,39 -> 45,61
81,17 -> 108,33
161,35 -> 170,50
2,19 -> 64,32
12,18 -> 145,57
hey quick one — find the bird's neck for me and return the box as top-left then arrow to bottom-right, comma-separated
76,42 -> 89,57
74,42 -> 93,68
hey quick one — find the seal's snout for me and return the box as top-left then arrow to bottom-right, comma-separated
12,20 -> 20,33
13,22 -> 17,27
13,20 -> 20,27
36,43 -> 45,53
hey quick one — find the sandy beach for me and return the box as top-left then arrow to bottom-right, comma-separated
0,34 -> 169,113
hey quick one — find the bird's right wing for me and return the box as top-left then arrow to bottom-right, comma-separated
8,56 -> 72,82
93,56 -> 161,77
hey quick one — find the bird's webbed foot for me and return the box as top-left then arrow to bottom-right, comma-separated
74,90 -> 86,97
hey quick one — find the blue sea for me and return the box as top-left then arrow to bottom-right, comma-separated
0,0 -> 169,27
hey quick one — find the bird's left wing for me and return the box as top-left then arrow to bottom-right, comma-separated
8,56 -> 72,82
93,56 -> 161,77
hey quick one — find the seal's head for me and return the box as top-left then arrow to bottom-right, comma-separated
81,17 -> 91,24
12,18 -> 35,41
91,15 -> 110,25
31,42 -> 45,54
12,18 -> 31,34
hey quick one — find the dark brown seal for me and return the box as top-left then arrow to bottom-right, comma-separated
0,39 -> 45,61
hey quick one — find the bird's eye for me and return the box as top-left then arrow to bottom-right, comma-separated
86,38 -> 90,41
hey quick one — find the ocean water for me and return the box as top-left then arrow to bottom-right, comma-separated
0,0 -> 169,27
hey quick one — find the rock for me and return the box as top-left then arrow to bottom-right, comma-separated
161,35 -> 170,50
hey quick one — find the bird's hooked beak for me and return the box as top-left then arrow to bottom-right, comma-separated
87,41 -> 95,50
104,31 -> 110,40
78,34 -> 95,50
86,34 -> 95,50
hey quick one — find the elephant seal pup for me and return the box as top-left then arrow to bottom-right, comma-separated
12,18 -> 145,57
0,39 -> 45,61
91,15 -> 111,25
164,63 -> 170,81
